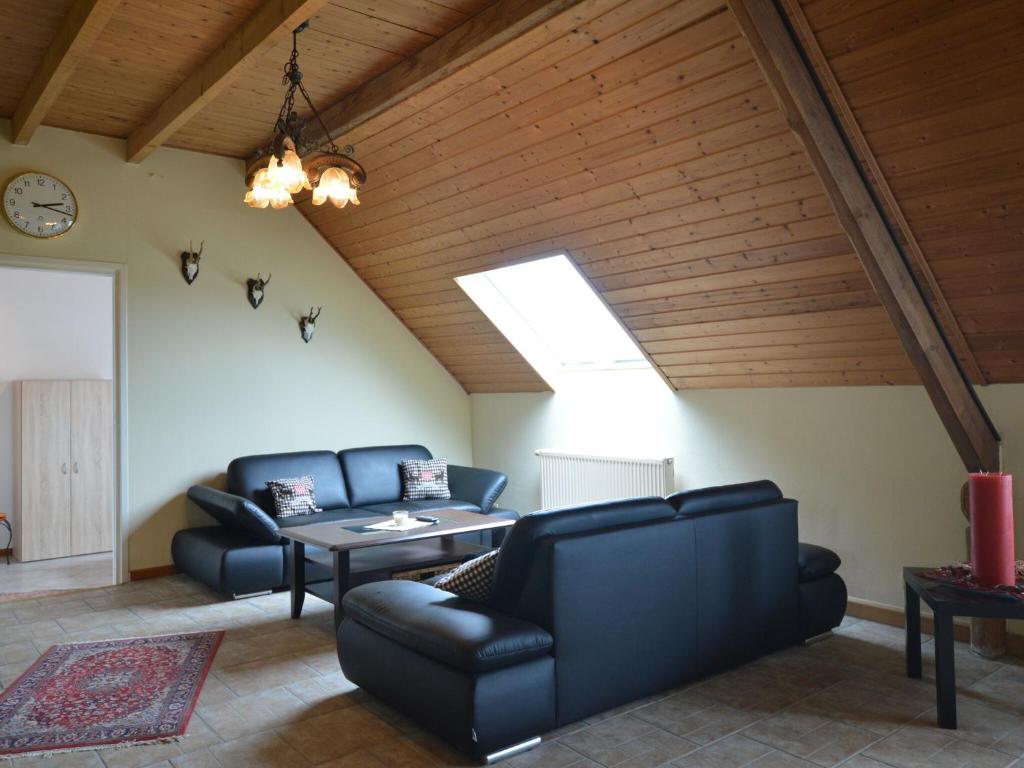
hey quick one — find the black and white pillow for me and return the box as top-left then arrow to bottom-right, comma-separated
400,458 -> 451,501
434,550 -> 498,602
266,475 -> 318,518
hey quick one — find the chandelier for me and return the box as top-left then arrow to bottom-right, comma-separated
244,22 -> 366,210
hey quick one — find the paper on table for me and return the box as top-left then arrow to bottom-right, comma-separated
365,518 -> 435,532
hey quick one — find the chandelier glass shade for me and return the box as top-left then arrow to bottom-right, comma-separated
245,23 -> 366,210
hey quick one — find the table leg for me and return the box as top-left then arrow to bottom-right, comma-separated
905,580 -> 922,679
291,540 -> 305,620
332,550 -> 350,632
1,519 -> 11,565
933,611 -> 957,729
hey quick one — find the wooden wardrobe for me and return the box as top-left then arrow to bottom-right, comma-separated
13,380 -> 113,561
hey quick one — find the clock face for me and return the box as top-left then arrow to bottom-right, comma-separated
3,172 -> 78,239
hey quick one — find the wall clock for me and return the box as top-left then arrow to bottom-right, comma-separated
3,172 -> 78,239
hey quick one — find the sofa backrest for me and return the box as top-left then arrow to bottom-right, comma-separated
668,479 -> 782,517
490,497 -> 695,724
227,450 -> 350,512
338,444 -> 432,506
670,480 -> 799,673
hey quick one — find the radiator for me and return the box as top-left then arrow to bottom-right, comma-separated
535,449 -> 675,510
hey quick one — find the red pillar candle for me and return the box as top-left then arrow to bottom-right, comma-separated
968,472 -> 1015,586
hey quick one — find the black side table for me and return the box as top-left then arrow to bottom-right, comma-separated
904,566 -> 1024,728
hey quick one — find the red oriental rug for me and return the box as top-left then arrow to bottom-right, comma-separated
0,631 -> 223,758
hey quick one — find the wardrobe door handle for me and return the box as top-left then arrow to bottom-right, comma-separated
73,462 -> 80,474
61,462 -> 68,475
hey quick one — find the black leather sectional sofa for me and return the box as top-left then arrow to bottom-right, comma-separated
172,444 -> 517,597
337,481 -> 847,761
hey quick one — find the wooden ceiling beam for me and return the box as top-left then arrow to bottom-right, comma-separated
125,0 -> 330,164
727,0 -> 1000,472
779,0 -> 987,387
302,0 -> 588,150
10,0 -> 122,145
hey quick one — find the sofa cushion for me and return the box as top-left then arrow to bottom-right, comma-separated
266,475 -> 318,518
400,458 -> 451,501
343,580 -> 553,673
434,550 -> 498,602
275,507 -> 367,529
339,445 -> 432,506
668,480 -> 782,518
798,543 -> 842,582
228,451 -> 349,512
361,499 -> 480,516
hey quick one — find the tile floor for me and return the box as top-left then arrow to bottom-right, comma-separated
1,574 -> 1023,768
0,553 -> 114,595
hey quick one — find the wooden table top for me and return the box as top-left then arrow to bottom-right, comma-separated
283,509 -> 515,552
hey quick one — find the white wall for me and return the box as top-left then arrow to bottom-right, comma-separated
472,371 -> 1024,622
0,122 -> 471,570
0,267 -> 114,524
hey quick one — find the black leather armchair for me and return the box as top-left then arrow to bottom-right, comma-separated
337,483 -> 848,761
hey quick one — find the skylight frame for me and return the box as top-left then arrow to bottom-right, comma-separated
454,253 -> 653,389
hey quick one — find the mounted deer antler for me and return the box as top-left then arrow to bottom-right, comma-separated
300,306 -> 322,343
181,240 -> 203,285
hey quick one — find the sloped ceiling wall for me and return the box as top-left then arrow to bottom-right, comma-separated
3,0 -> 1021,393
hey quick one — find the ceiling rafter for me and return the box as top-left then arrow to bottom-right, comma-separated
10,0 -> 122,145
298,0 -> 588,152
779,0 -> 987,387
125,0 -> 331,164
726,0 -> 1000,472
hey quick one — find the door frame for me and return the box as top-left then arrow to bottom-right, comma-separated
0,253 -> 129,584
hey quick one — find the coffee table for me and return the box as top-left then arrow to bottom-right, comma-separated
904,566 -> 1024,728
286,509 -> 515,629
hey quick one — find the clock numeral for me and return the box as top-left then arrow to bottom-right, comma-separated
14,187 -> 23,195
7,198 -> 13,206
14,212 -> 20,219
36,178 -> 45,186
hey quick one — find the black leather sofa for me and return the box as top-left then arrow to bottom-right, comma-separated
172,444 -> 517,597
337,481 -> 846,761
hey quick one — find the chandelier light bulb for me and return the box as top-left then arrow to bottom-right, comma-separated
245,164 -> 293,209
273,148 -> 310,195
312,166 -> 360,208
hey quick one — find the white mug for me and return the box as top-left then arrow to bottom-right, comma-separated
393,510 -> 410,526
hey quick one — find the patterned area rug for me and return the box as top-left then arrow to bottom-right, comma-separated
0,631 -> 223,758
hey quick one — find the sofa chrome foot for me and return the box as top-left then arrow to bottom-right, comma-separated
232,590 -> 272,600
484,736 -> 541,764
803,630 -> 834,645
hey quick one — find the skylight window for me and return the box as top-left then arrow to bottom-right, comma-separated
455,254 -> 651,389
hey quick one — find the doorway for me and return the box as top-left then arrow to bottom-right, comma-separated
0,257 -> 127,597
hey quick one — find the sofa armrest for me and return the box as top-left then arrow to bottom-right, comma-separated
342,580 -> 552,673
187,485 -> 281,544
798,543 -> 841,582
447,464 -> 507,513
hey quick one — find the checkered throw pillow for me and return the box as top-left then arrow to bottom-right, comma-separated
266,475 -> 318,518
434,550 -> 498,602
400,458 -> 451,501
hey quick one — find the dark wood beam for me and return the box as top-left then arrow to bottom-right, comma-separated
126,0 -> 329,163
779,0 -> 987,387
10,0 -> 122,144
302,0 -> 586,149
727,0 -> 1000,473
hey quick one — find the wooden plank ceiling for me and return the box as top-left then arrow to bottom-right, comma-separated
2,0 -> 1021,393
300,0 -> 909,392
